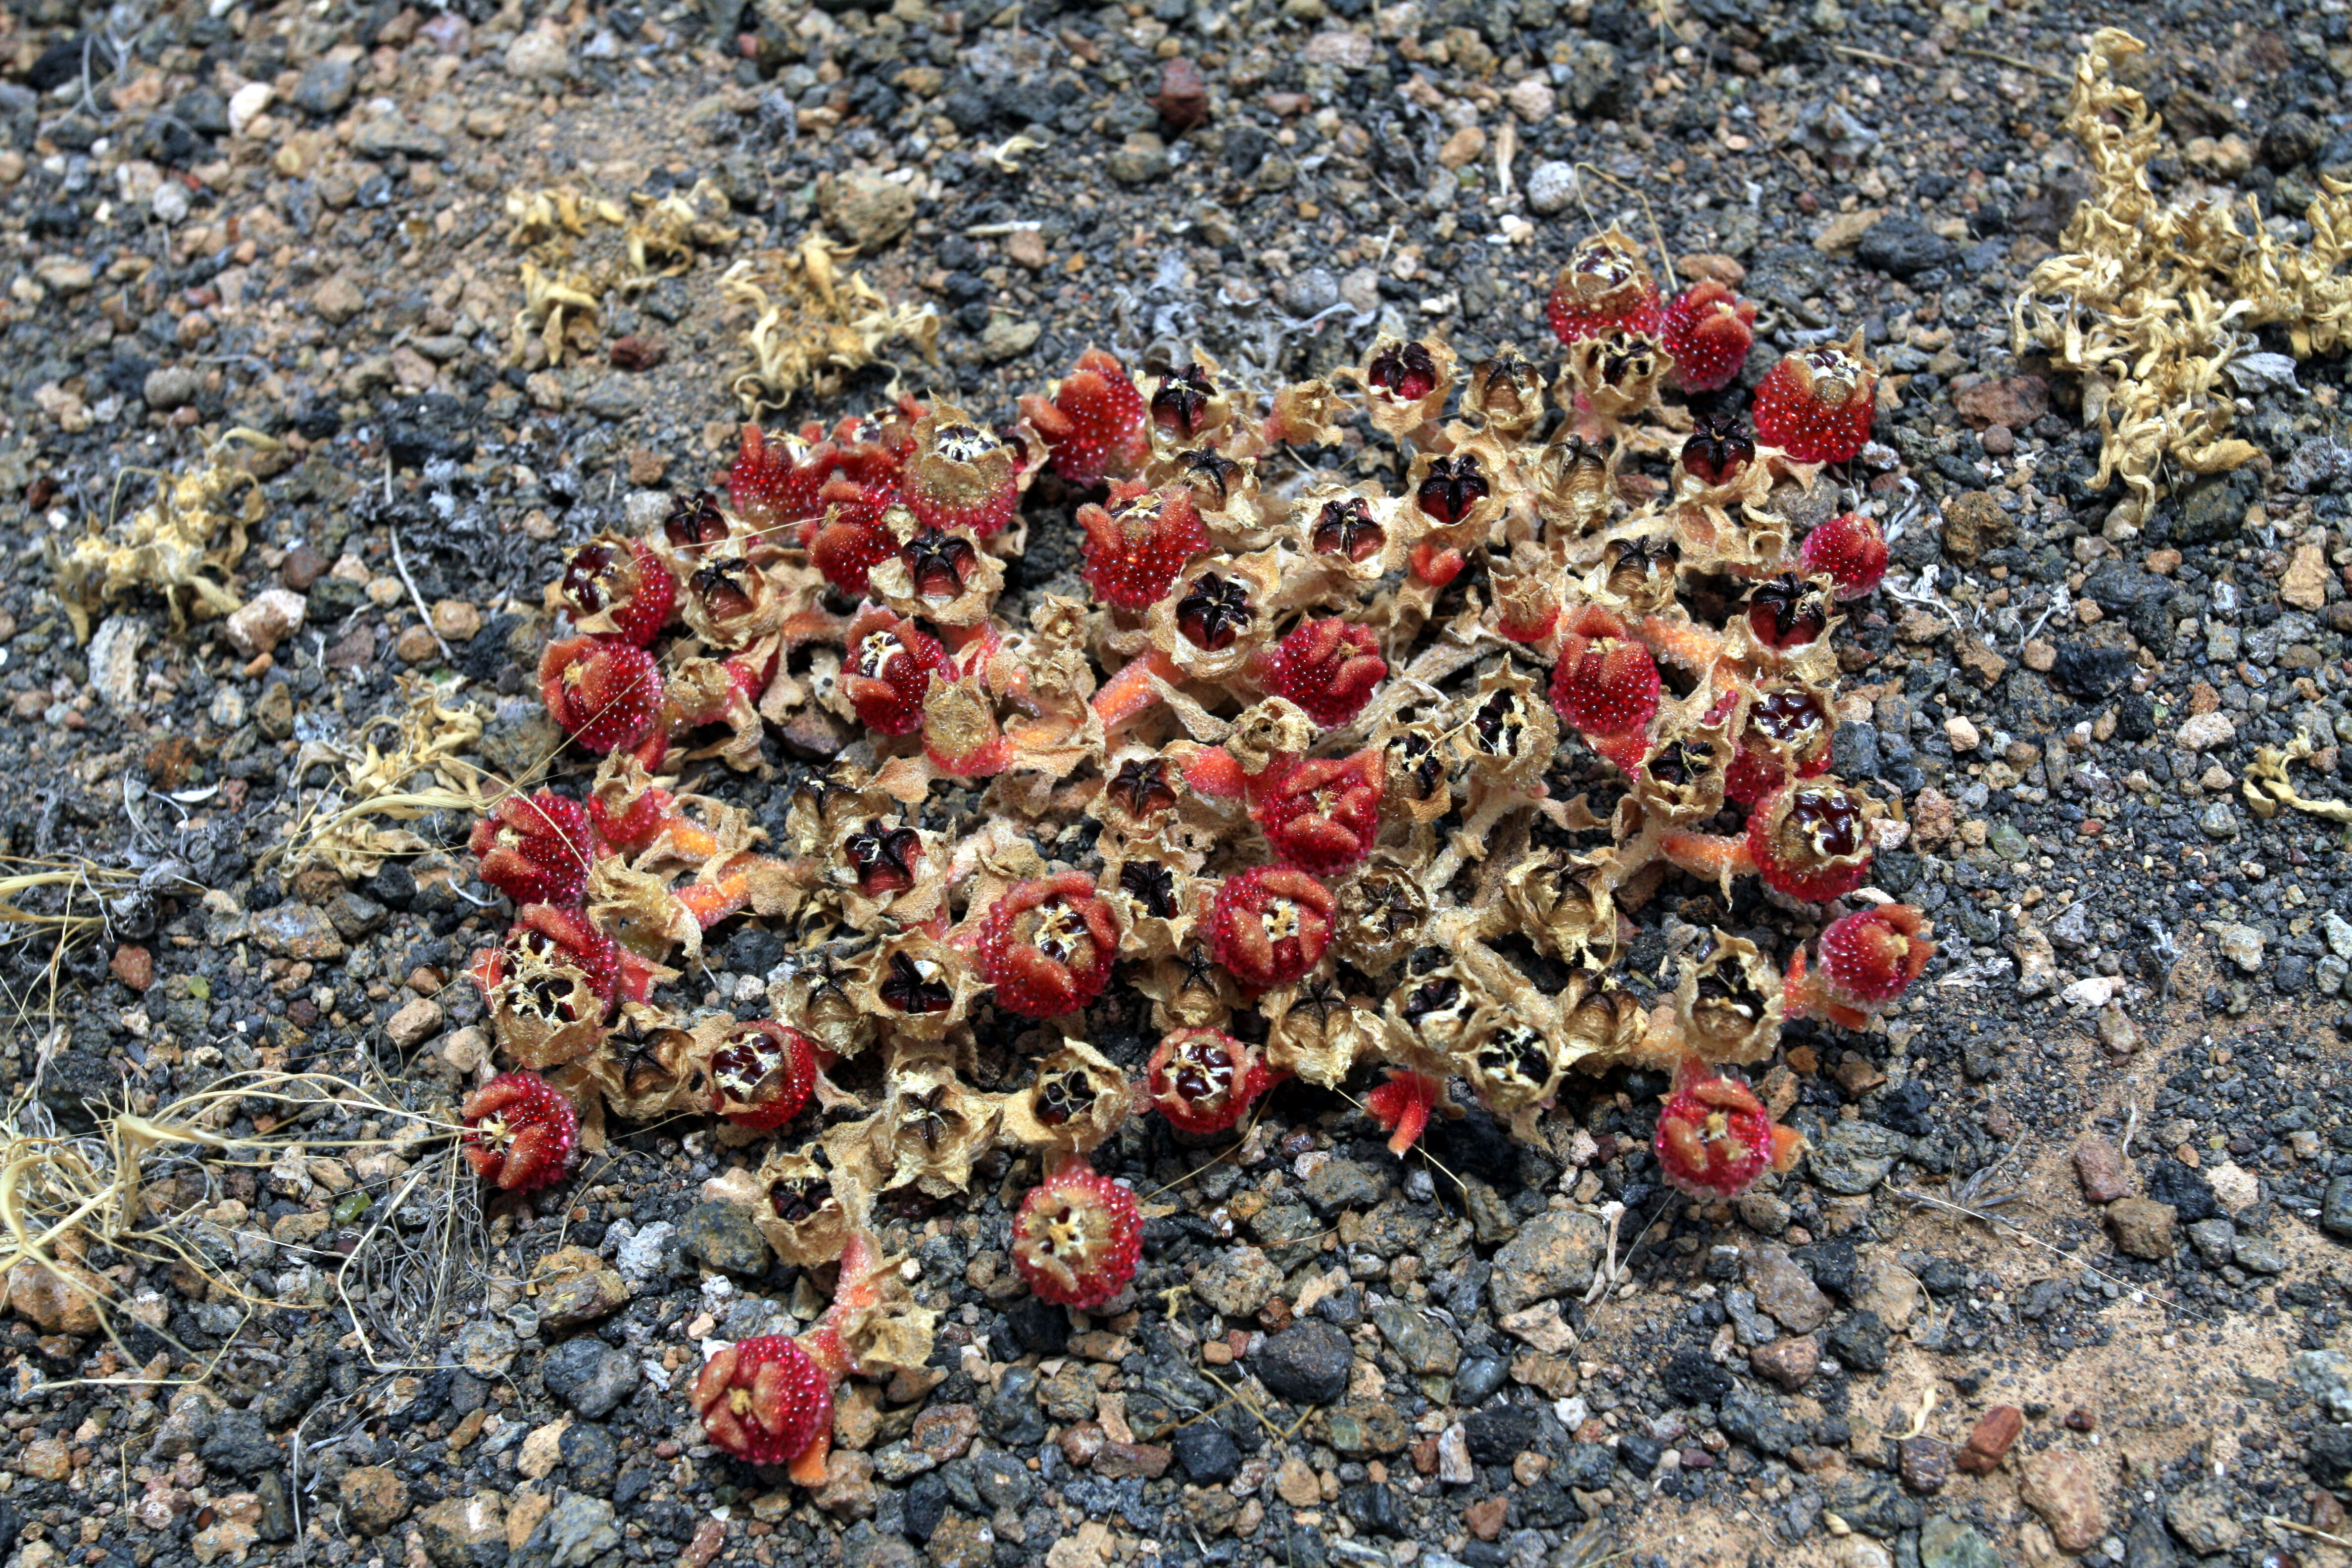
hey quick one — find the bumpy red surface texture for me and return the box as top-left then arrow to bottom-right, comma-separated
692,1335 -> 834,1468
1723,686 -> 1834,807
975,871 -> 1122,1018
1653,1061 -> 1774,1198
1658,281 -> 1757,393
460,1072 -> 579,1192
1010,1161 -> 1142,1310
1147,1028 -> 1267,1134
842,607 -> 955,736
720,424 -> 830,532
1020,348 -> 1148,485
539,637 -> 663,754
1752,345 -> 1877,463
1747,782 -> 1875,902
904,421 -> 1017,538
1549,607 -> 1663,739
559,535 -> 674,646
709,1022 -> 820,1131
1206,865 -> 1337,990
1079,482 -> 1210,609
1798,512 -> 1891,600
1260,619 -> 1386,728
1819,904 -> 1935,1006
1252,751 -> 1384,876
469,792 -> 593,907
1545,236 -> 1664,344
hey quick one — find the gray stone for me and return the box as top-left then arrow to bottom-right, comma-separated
677,1202 -> 769,1275
1808,1122 -> 1906,1193
577,377 -> 649,421
2163,1481 -> 2243,1556
1193,1245 -> 1283,1319
1717,1385 -> 1806,1457
2293,1350 -> 2352,1421
513,1492 -> 619,1568
2232,1231 -> 2288,1274
1452,1353 -> 1509,1407
1855,216 -> 1956,279
351,116 -> 449,160
1304,1159 -> 1389,1213
1279,268 -> 1340,318
539,1337 -> 640,1420
1106,132 -> 1171,184
2325,1177 -> 2352,1240
417,1496 -> 507,1568
2184,1218 -> 2237,1265
1829,1474 -> 1923,1538
1919,1515 -> 2001,1568
613,1220 -> 675,1281
1488,1210 -> 1604,1312
2197,802 -> 2239,841
1746,1246 -> 1832,1334
294,57 -> 355,115
143,366 -> 203,411
1254,1320 -> 1352,1405
1369,1299 -> 1459,1376
1525,160 -> 1579,216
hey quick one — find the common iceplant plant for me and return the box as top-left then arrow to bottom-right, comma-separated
458,227 -> 1936,1472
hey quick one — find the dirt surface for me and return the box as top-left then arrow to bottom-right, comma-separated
5,3 -> 2352,1568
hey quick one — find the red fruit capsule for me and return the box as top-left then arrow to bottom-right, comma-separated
904,413 -> 1018,538
1548,607 -> 1662,740
540,637 -> 663,754
721,425 -> 829,534
1818,903 -> 1935,1007
1680,414 -> 1755,488
469,792 -> 593,907
1367,341 -> 1441,402
1744,574 -> 1834,651
1546,231 -> 1664,344
1747,781 -> 1875,902
841,607 -> 954,736
975,871 -> 1122,1019
1079,483 -> 1210,610
1798,512 -> 1890,600
804,477 -> 900,597
1723,684 -> 1834,807
1659,280 -> 1757,393
1251,750 -> 1384,876
1206,865 -> 1336,990
1416,453 -> 1490,527
1752,343 -> 1877,464
1150,363 -> 1217,436
709,1021 -> 819,1131
1010,1161 -> 1142,1310
693,1335 -> 834,1468
1260,618 -> 1385,729
1147,1028 -> 1267,1135
1653,1059 -> 1774,1199
559,534 -> 674,645
461,1072 -> 579,1192
1020,348 -> 1148,485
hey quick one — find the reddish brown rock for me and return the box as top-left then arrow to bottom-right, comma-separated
1955,1405 -> 2023,1474
2072,1136 -> 2131,1203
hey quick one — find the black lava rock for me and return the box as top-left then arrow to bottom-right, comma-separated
1855,217 -> 1957,278
559,1421 -> 619,1494
540,1337 -> 641,1420
2309,1425 -> 2352,1492
1827,1309 -> 1890,1372
382,393 -> 478,467
198,1409 -> 281,1476
1661,1349 -> 1733,1407
2050,641 -> 2133,699
1003,1296 -> 1070,1356
1254,1321 -> 1352,1405
1464,1404 -> 1541,1466
903,1471 -> 949,1541
1174,1421 -> 1242,1484
1341,1481 -> 1406,1536
2146,1159 -> 2219,1223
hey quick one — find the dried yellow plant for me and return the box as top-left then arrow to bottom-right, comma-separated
53,431 -> 277,642
724,235 -> 941,415
2011,28 -> 2352,533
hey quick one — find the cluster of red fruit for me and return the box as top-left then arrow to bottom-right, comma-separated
449,225 -> 1938,1471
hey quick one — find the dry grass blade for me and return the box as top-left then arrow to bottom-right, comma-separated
0,1071 -> 467,1386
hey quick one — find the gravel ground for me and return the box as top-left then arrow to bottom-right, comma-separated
5,2 -> 2352,1568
